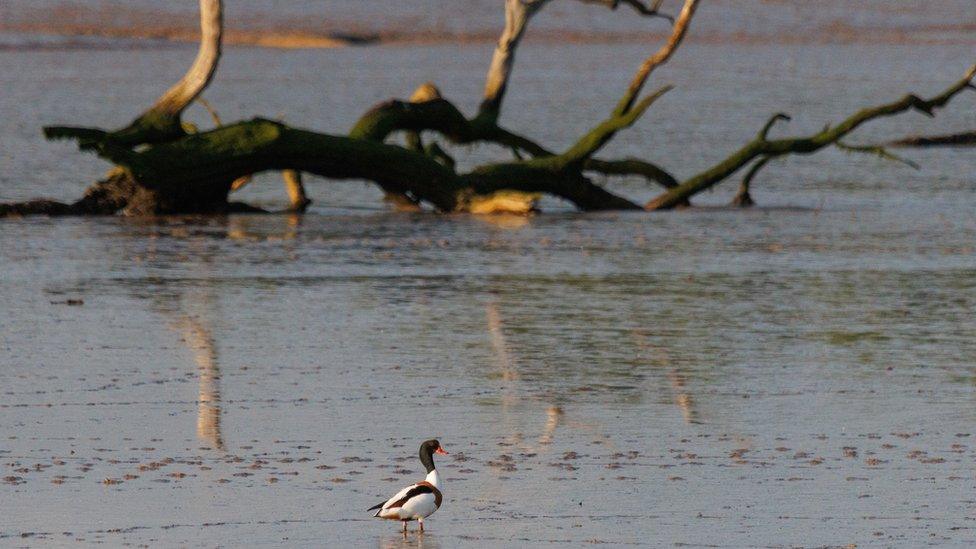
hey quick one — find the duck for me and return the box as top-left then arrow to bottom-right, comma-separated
369,439 -> 448,533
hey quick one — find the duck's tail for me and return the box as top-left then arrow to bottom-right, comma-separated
368,502 -> 385,517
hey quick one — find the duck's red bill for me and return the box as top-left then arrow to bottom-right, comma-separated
435,447 -> 449,455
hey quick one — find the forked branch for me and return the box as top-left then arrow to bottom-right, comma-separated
479,0 -> 677,123
647,65 -> 976,210
614,0 -> 698,116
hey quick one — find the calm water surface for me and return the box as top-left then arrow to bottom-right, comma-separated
2,3 -> 976,547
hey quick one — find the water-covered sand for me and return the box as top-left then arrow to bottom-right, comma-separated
2,2 -> 976,547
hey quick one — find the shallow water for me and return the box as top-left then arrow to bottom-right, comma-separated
3,2 -> 976,548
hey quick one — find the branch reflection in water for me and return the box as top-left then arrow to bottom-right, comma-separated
486,297 -> 619,461
632,329 -> 701,425
485,299 -> 566,450
148,214 -> 307,451
175,316 -> 224,451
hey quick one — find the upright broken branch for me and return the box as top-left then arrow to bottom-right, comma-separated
478,0 -> 551,123
282,170 -> 311,212
116,0 -> 224,145
43,0 -> 223,149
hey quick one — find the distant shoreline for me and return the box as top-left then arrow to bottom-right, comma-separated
1,22 -> 974,51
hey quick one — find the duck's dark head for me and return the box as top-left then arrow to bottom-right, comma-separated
419,439 -> 448,473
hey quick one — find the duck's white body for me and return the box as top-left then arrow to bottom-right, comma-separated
370,440 -> 447,533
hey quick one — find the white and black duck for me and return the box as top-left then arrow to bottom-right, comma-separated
369,439 -> 448,533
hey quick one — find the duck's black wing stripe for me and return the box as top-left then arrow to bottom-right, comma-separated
388,484 -> 435,508
367,501 -> 385,511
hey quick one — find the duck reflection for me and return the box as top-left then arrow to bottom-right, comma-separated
378,532 -> 440,549
538,405 -> 563,446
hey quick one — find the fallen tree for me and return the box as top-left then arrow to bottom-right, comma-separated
2,0 -> 973,217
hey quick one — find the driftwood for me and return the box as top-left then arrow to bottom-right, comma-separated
2,0 -> 973,217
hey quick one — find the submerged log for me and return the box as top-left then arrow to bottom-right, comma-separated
3,0 -> 973,218
0,169 -> 134,217
76,117 -> 646,213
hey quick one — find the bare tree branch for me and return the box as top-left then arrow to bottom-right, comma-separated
887,130 -> 976,147
731,157 -> 769,207
614,0 -> 698,116
835,141 -> 920,170
539,1 -> 701,178
585,158 -> 678,188
479,0 -> 675,123
619,0 -> 672,20
559,85 -> 673,166
352,87 -> 681,193
148,0 -> 223,119
577,0 -> 673,22
730,136 -> 919,209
